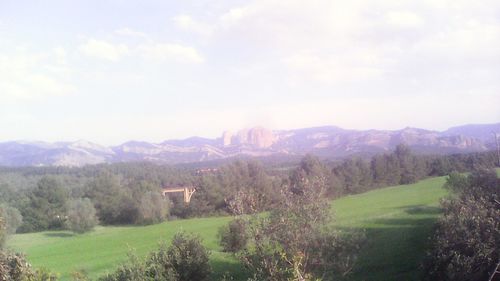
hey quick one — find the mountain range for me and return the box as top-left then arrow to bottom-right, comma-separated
0,123 -> 499,167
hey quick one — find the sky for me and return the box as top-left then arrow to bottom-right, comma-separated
0,0 -> 499,145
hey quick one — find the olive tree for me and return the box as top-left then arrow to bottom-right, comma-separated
137,191 -> 170,225
0,204 -> 23,235
424,169 -> 499,281
234,181 -> 364,281
66,198 -> 99,234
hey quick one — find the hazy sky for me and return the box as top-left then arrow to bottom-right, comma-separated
1,0 -> 499,145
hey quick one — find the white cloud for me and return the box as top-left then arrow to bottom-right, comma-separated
114,28 -> 148,39
220,7 -> 249,23
385,11 -> 425,28
138,43 -> 204,63
200,0 -> 500,86
173,15 -> 214,37
283,49 -> 387,84
78,39 -> 129,61
0,51 -> 74,102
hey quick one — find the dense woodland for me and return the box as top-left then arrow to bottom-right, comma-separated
0,145 -> 497,234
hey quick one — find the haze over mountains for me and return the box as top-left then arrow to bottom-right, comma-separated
0,123 -> 498,167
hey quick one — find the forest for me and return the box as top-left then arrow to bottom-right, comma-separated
0,145 -> 497,233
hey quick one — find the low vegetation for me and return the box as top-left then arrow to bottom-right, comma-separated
234,188 -> 364,280
66,198 -> 98,234
99,232 -> 211,281
0,147 -> 496,236
7,176 -> 449,280
423,169 -> 499,281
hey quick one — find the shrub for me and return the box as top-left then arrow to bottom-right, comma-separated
165,232 -> 211,281
0,205 -> 23,235
137,191 -> 170,225
423,169 -> 500,281
66,198 -> 98,234
98,252 -> 148,281
239,188 -> 364,281
0,251 -> 58,281
218,218 -> 248,253
99,232 -> 211,281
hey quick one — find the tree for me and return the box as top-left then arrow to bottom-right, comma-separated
424,169 -> 500,281
290,154 -> 339,197
66,198 -> 98,234
334,157 -> 372,194
218,218 -> 248,253
395,144 -> 418,184
0,209 -> 5,248
18,176 -> 68,232
85,173 -> 138,225
0,205 -> 22,235
137,191 -> 170,225
238,187 -> 364,280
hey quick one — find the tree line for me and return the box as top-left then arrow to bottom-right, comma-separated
0,146 -> 497,235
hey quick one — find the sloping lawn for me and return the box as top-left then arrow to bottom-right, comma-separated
8,176 -> 448,280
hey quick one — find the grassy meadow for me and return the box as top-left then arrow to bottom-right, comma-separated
8,176 -> 449,281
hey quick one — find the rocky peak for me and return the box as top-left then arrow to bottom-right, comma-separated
221,127 -> 276,148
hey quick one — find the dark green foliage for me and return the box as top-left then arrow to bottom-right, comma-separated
289,154 -> 339,197
429,157 -> 453,176
218,218 -> 248,253
0,205 -> 22,235
84,173 -> 133,225
443,172 -> 469,193
165,232 -> 211,281
171,160 -> 280,218
334,157 -> 373,194
99,232 -> 211,281
0,150 -> 497,233
137,191 -> 170,225
239,188 -> 364,281
17,176 -> 68,232
424,169 -> 500,281
66,198 -> 98,234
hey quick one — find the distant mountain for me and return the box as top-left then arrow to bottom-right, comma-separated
0,123 -> 498,167
0,140 -> 113,167
442,123 -> 500,142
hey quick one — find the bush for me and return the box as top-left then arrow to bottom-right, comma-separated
0,251 -> 58,281
239,188 -> 364,280
165,232 -> 211,281
66,198 -> 98,234
423,169 -> 500,281
99,232 -> 211,281
218,218 -> 248,253
98,251 -> 149,281
0,204 -> 23,235
137,191 -> 170,225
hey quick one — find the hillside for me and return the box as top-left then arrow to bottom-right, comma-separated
0,122 -> 498,167
7,176 -> 448,281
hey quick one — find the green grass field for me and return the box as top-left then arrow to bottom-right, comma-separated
7,176 -> 449,281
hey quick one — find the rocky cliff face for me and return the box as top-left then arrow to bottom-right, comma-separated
222,127 -> 277,148
0,123 -> 497,166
